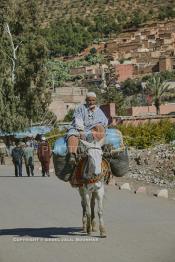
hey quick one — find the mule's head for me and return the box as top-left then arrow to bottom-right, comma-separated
78,140 -> 103,181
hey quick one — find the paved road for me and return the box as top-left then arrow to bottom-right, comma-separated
0,164 -> 175,262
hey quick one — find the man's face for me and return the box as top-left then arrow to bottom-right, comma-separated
86,96 -> 96,109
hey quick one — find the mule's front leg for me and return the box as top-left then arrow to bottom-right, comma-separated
97,186 -> 107,238
91,193 -> 96,232
81,200 -> 87,233
85,192 -> 92,235
79,188 -> 87,232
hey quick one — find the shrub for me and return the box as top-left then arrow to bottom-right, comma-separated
64,109 -> 74,122
45,128 -> 65,148
118,120 -> 175,149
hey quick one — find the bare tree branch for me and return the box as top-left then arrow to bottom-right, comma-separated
4,23 -> 16,59
4,23 -> 22,83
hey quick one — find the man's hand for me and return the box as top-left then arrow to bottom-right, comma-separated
79,131 -> 86,140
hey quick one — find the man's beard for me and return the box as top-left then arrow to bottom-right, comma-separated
88,104 -> 96,109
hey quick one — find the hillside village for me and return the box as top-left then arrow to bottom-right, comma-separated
106,20 -> 175,79
49,19 -> 175,121
2,0 -> 175,134
70,19 -> 175,82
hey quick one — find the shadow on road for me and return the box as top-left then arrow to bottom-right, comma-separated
0,227 -> 86,237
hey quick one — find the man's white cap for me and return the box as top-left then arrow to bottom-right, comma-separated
41,136 -> 46,141
86,92 -> 96,98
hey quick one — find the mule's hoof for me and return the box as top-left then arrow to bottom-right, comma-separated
92,221 -> 97,232
99,226 -> 107,238
87,227 -> 92,235
100,232 -> 107,238
82,227 -> 86,233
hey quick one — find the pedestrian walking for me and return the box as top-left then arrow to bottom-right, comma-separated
37,137 -> 51,177
23,142 -> 35,176
11,142 -> 24,177
0,139 -> 7,165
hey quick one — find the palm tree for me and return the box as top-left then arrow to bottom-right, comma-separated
145,74 -> 170,114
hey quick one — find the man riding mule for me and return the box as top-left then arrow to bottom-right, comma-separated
63,92 -> 110,237
53,92 -> 127,237
64,91 -> 108,177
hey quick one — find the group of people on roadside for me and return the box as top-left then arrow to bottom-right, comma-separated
10,136 -> 52,177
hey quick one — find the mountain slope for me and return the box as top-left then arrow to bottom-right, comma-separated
37,0 -> 175,26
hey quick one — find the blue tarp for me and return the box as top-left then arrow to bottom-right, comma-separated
105,128 -> 123,149
53,136 -> 67,156
0,126 -> 52,138
0,131 -> 11,137
14,126 -> 52,138
53,128 -> 123,156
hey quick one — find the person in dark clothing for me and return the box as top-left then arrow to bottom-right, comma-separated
23,142 -> 35,176
37,137 -> 51,177
11,142 -> 24,177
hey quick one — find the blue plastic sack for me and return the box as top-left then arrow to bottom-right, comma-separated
105,128 -> 123,149
53,137 -> 68,156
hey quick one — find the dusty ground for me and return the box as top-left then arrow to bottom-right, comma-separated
0,164 -> 175,262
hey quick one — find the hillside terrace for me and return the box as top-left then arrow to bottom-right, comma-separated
103,20 -> 175,64
67,20 -> 175,83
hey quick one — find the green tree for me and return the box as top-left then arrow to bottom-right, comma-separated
0,74 -> 29,132
47,60 -> 70,88
85,53 -> 104,65
0,0 -> 51,132
64,109 -> 74,122
121,79 -> 142,96
43,21 -> 93,57
158,5 -> 175,20
145,74 -> 170,114
101,87 -> 124,114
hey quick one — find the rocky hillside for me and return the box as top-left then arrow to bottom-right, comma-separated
128,144 -> 175,188
37,0 -> 175,26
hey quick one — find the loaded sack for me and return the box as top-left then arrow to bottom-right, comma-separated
52,137 -> 72,182
104,128 -> 129,177
53,128 -> 129,181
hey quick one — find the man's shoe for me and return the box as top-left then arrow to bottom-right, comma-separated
60,153 -> 76,182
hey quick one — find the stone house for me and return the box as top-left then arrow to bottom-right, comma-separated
70,66 -> 86,75
115,64 -> 135,82
159,56 -> 172,72
49,86 -> 87,120
127,103 -> 175,117
68,20 -> 175,84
